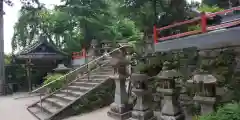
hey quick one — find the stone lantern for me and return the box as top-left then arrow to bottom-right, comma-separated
128,73 -> 157,120
187,72 -> 217,115
101,40 -> 113,55
107,50 -> 132,120
53,63 -> 71,74
155,61 -> 185,120
89,39 -> 99,58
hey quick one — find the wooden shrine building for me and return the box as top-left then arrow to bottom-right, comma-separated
14,36 -> 69,92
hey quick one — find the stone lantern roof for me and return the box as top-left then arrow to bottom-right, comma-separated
53,63 -> 71,73
187,74 -> 217,84
156,61 -> 182,80
156,69 -> 181,80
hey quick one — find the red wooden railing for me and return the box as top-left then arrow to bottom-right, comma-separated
72,48 -> 86,59
153,6 -> 240,43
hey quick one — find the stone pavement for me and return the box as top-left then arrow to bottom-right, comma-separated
0,92 -> 114,120
64,107 -> 114,120
0,92 -> 192,120
0,92 -> 39,120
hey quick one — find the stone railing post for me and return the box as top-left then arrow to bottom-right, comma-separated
108,49 -> 132,120
128,73 -> 157,120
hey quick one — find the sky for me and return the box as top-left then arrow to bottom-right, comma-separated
3,0 -> 202,54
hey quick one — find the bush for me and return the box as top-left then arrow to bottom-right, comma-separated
198,4 -> 224,13
199,103 -> 240,120
44,73 -> 65,92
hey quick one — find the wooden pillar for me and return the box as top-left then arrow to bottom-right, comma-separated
26,59 -> 32,92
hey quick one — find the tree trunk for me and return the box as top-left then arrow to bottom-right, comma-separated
0,0 -> 5,95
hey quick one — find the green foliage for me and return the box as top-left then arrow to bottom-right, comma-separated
188,24 -> 201,31
133,62 -> 148,74
198,4 -> 224,13
12,0 -> 145,53
4,54 -> 11,65
112,18 -> 143,41
199,103 -> 240,120
43,73 -> 64,92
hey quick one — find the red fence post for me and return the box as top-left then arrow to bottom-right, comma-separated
153,25 -> 158,44
201,12 -> 207,33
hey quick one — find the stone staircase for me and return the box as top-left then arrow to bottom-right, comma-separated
27,64 -> 114,120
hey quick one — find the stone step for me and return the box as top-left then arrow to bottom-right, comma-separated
90,71 -> 113,75
67,85 -> 91,92
78,78 -> 105,83
71,81 -> 99,87
59,89 -> 85,97
52,93 -> 76,103
44,97 -> 68,108
28,106 -> 51,120
98,68 -> 113,72
88,70 -> 113,75
87,75 -> 111,79
36,101 -> 59,114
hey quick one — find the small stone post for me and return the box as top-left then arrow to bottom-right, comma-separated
108,50 -> 132,120
128,73 -> 157,120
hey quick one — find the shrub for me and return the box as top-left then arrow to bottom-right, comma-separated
198,4 -> 224,13
199,103 -> 240,120
44,73 -> 65,92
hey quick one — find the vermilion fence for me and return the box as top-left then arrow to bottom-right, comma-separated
153,6 -> 240,44
72,48 -> 86,59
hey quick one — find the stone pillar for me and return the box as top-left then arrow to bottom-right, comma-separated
108,50 -> 132,120
128,73 -> 157,120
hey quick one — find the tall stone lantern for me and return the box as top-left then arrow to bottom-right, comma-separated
187,72 -> 217,115
155,61 -> 185,120
128,73 -> 157,120
107,49 -> 132,120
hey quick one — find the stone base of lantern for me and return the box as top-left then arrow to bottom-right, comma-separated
128,110 -> 157,120
161,114 -> 185,120
193,96 -> 216,115
161,97 -> 185,120
108,103 -> 132,120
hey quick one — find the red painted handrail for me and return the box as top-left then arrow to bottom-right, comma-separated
154,6 -> 240,43
159,30 -> 202,41
207,20 -> 240,30
156,17 -> 201,31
